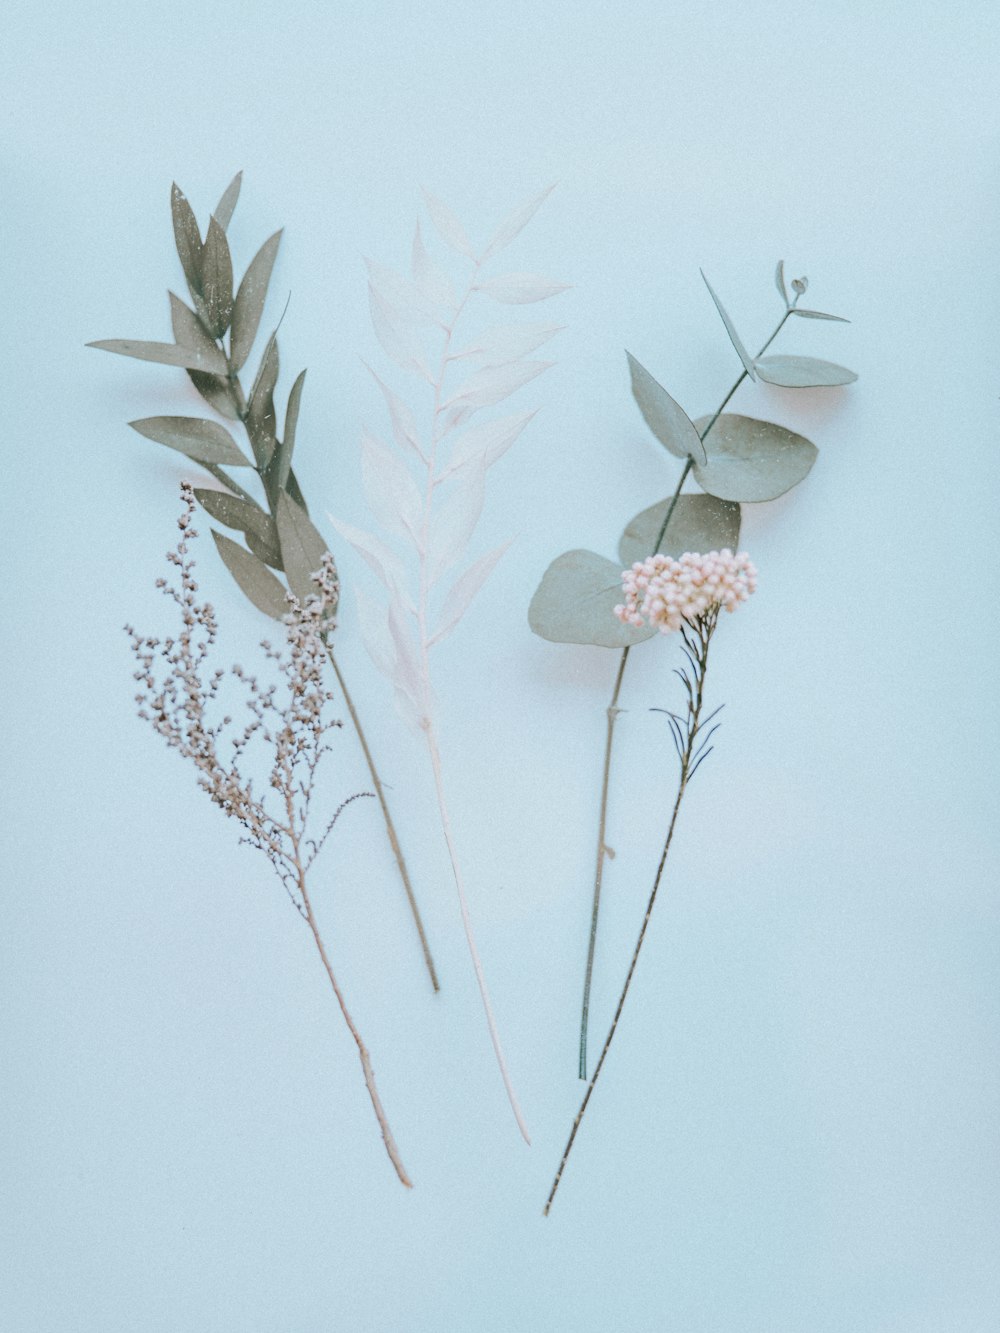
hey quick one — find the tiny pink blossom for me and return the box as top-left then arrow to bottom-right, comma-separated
614,549 -> 758,633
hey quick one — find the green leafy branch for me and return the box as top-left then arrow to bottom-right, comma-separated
89,172 -> 440,992
528,262 -> 857,1079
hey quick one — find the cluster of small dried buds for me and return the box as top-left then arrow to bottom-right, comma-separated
126,484 -> 347,914
614,548 -> 758,634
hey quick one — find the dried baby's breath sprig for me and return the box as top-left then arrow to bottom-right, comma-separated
127,483 -> 412,1188
90,172 -> 439,994
544,561 -> 756,1214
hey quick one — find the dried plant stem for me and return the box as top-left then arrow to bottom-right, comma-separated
547,612 -> 717,1213
576,308 -> 792,1078
296,861 -> 413,1188
216,348 -> 439,993
410,261 -> 530,1142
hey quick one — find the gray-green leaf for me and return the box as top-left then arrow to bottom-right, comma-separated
275,491 -> 334,610
168,292 -> 237,416
528,549 -> 654,648
129,416 -> 252,467
214,173 -> 242,231
230,230 -> 282,372
88,338 -> 227,375
201,217 -> 234,338
248,333 -> 280,471
194,489 -> 282,567
171,183 -> 203,297
618,493 -> 741,568
626,352 -> 707,464
265,369 -> 306,496
790,308 -> 850,323
700,271 -> 757,380
692,413 -> 817,503
775,260 -> 788,306
754,354 -> 857,388
212,531 -> 288,620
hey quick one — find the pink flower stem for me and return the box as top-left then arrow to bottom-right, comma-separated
576,308 -> 792,1079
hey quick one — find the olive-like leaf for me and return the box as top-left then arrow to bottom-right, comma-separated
201,217 -> 234,338
754,354 -> 857,388
214,172 -> 242,231
265,368 -> 307,496
692,413 -> 817,503
247,334 -> 279,471
168,292 -> 238,419
194,489 -> 282,567
528,549 -> 654,648
618,493 -> 742,567
775,260 -> 788,306
286,468 -> 308,514
212,531 -> 287,620
790,308 -> 850,323
626,352 -> 707,464
88,339 -> 227,375
700,271 -> 757,380
186,370 -> 240,420
171,183 -> 202,296
275,491 -> 333,609
230,229 -> 282,371
128,416 -> 252,467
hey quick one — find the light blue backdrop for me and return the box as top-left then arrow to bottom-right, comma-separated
2,1 -> 998,1329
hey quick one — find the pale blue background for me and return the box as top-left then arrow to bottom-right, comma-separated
2,2 -> 999,1329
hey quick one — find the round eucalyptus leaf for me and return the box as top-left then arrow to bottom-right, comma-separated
692,414 -> 817,503
528,549 -> 654,648
754,354 -> 857,388
618,493 -> 741,568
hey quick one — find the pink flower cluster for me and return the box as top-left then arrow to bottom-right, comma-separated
614,548 -> 758,633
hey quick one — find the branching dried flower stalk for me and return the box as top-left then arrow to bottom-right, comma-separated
128,484 -> 412,1188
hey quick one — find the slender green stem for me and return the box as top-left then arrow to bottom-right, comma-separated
576,307 -> 792,1077
548,613 -> 716,1213
211,341 -> 440,991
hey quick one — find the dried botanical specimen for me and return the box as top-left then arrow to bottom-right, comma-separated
332,188 -> 567,1142
128,485 -> 411,1187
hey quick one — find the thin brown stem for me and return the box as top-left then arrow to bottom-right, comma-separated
575,307 -> 791,1076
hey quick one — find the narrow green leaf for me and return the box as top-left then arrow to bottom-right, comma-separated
275,491 -> 333,609
692,413 -> 817,502
626,352 -> 706,464
129,416 -> 251,467
618,494 -> 741,568
754,355 -> 857,388
212,531 -> 288,620
775,260 -> 788,306
247,334 -> 279,471
790,308 -> 850,323
528,549 -> 654,648
187,370 -> 240,420
171,183 -> 203,296
193,488 -> 282,567
201,216 -> 234,338
700,270 -> 757,380
286,467 -> 308,514
167,292 -> 237,416
266,369 -> 306,495
88,338 -> 227,375
230,230 -> 282,371
214,172 -> 242,231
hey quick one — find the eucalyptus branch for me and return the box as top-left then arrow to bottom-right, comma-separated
88,173 -> 439,992
576,300 -> 799,1079
128,486 -> 412,1187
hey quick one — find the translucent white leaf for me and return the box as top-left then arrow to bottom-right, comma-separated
355,586 -> 396,680
411,222 -> 456,310
439,410 -> 535,479
365,258 -> 440,325
451,323 -> 563,367
442,359 -> 551,411
369,284 -> 431,380
429,541 -> 512,645
366,365 -> 424,459
393,682 -> 425,736
427,458 -> 486,582
360,428 -> 425,543
476,273 -> 570,304
421,189 -> 476,259
438,405 -> 476,439
388,599 -> 424,705
478,185 -> 556,263
327,513 -> 409,596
